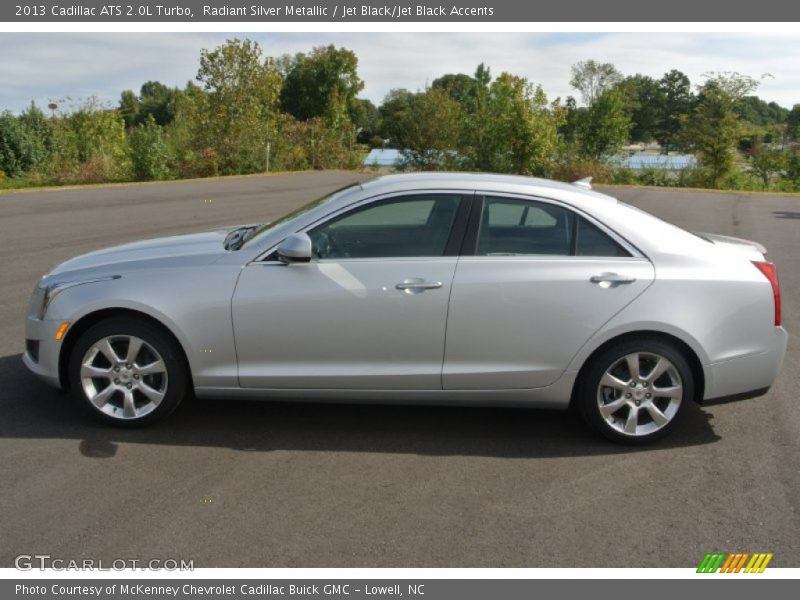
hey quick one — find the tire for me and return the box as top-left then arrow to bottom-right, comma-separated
68,316 -> 189,427
576,337 -> 694,444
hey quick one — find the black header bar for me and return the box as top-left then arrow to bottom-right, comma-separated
4,1 -> 799,22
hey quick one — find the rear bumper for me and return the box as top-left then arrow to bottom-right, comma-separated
701,386 -> 771,406
22,316 -> 66,389
702,327 -> 788,402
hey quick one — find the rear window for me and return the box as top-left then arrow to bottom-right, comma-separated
576,217 -> 630,257
476,196 -> 631,257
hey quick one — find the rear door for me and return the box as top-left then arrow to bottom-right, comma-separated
443,194 -> 655,390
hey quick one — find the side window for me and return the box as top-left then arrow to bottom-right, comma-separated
477,197 -> 574,256
308,194 -> 461,259
575,217 -> 630,257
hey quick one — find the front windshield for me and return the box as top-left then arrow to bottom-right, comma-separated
244,182 -> 362,246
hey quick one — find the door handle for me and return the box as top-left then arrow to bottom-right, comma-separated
395,280 -> 443,292
590,273 -> 636,286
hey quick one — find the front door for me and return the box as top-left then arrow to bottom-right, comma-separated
232,193 -> 469,389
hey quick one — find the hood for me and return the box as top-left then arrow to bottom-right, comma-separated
47,227 -> 239,278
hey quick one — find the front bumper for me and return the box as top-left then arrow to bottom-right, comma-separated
703,326 -> 789,402
22,316 -> 68,389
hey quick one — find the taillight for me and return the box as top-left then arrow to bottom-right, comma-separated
752,261 -> 781,326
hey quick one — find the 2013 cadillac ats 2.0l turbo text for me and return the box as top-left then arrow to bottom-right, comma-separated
23,173 -> 787,443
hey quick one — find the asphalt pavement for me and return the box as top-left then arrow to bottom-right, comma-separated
0,172 -> 798,567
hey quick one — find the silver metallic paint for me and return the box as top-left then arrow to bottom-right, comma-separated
23,173 -> 788,408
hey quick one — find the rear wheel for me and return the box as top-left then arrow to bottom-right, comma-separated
68,317 -> 188,426
577,338 -> 694,444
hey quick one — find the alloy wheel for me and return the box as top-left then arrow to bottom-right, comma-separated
79,335 -> 168,420
596,351 -> 683,437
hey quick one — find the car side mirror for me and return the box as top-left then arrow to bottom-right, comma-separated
276,233 -> 312,264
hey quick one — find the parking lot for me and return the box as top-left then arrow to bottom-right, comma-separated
1,171 -> 798,567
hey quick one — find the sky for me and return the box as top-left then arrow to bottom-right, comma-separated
2,32 -> 799,113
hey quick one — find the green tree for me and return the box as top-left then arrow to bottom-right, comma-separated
618,75 -> 664,143
161,81 -> 211,177
19,103 -> 58,169
683,72 -> 759,187
575,87 -> 631,160
432,73 -> 476,103
274,116 -> 362,171
385,87 -> 462,170
119,90 -> 140,128
461,73 -> 563,176
195,38 -> 282,173
119,82 -> 182,128
735,96 -> 788,127
569,60 -> 623,106
656,70 -> 693,153
57,98 -> 131,181
350,98 -> 381,145
460,63 -> 494,171
0,112 -> 35,176
129,115 -> 171,180
279,45 -> 363,125
786,104 -> 800,142
139,81 -> 182,126
783,148 -> 800,187
378,88 -> 415,142
749,146 -> 785,189
0,103 -> 59,177
559,96 -> 581,143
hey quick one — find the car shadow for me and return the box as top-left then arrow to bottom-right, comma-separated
0,353 -> 720,459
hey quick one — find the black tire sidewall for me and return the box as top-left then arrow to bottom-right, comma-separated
578,338 -> 695,445
68,317 -> 188,427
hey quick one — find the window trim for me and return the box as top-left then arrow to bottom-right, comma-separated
463,192 -> 644,259
256,190 -> 474,263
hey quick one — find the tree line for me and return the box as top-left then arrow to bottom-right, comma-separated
388,61 -> 800,191
2,41 -> 800,192
0,40 -> 367,188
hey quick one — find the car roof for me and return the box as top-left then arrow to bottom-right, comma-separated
357,172 -> 618,206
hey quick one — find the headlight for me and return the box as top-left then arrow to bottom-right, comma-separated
29,285 -> 46,319
33,275 -> 121,319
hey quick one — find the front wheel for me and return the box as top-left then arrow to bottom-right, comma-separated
577,338 -> 694,444
68,317 -> 189,427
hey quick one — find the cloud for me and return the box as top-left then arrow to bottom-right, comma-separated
1,32 -> 798,112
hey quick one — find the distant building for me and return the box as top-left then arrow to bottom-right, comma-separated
363,148 -> 697,172
363,148 -> 402,167
614,153 -> 697,171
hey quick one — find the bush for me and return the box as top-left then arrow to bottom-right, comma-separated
270,115 -> 365,172
676,167 -> 711,188
721,170 -> 762,191
607,167 -> 636,185
635,167 -> 672,187
129,116 -> 171,181
551,155 -> 612,184
0,111 -> 42,176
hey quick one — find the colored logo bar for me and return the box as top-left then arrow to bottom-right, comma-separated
697,552 -> 773,573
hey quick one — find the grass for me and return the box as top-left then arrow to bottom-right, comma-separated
2,168 -> 799,198
595,182 -> 800,197
0,169 -> 370,195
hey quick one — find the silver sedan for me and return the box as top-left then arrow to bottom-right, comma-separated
23,173 -> 788,443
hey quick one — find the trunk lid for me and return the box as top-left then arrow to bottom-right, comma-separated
695,232 -> 767,259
